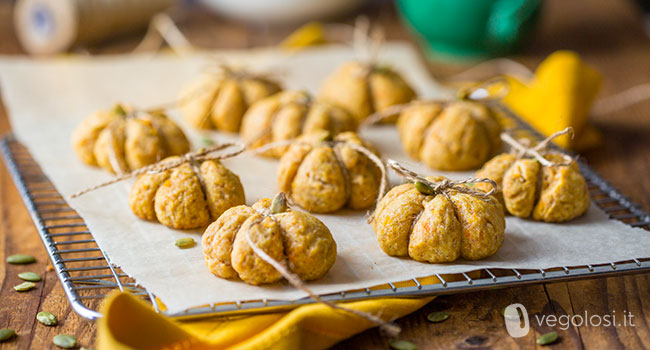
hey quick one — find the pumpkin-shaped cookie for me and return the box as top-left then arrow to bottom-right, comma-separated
370,161 -> 505,263
277,131 -> 384,213
395,100 -> 502,171
129,156 -> 245,229
240,90 -> 357,158
476,151 -> 590,223
179,68 -> 281,132
72,104 -> 190,174
202,193 -> 337,285
319,62 -> 416,124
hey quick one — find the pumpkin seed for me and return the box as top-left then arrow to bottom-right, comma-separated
113,104 -> 127,116
53,334 -> 77,349
318,131 -> 333,142
80,347 -> 95,350
414,181 -> 434,195
37,311 -> 58,326
388,339 -> 417,350
270,192 -> 288,214
427,311 -> 449,323
14,282 -> 36,292
175,238 -> 195,249
0,329 -> 15,342
537,331 -> 558,345
201,137 -> 215,146
7,254 -> 36,264
18,272 -> 41,282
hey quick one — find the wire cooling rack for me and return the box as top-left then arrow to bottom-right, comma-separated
2,108 -> 650,321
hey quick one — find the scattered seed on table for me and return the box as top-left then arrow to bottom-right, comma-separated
37,311 -> 58,326
175,237 -> 196,249
389,339 -> 418,350
7,254 -> 36,264
427,311 -> 449,323
14,281 -> 36,292
18,272 -> 41,282
53,334 -> 77,349
0,329 -> 15,342
537,331 -> 559,345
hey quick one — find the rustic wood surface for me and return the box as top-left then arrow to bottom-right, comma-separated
1,0 -> 649,349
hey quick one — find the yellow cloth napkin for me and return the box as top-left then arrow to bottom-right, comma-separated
97,277 -> 442,350
502,50 -> 602,150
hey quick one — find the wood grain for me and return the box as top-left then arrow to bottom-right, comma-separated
1,0 -> 650,349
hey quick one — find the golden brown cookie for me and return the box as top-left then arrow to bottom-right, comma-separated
71,104 -> 190,174
371,176 -> 505,263
179,71 -> 281,132
240,91 -> 357,158
128,158 -> 245,230
396,100 -> 502,171
319,62 -> 416,123
202,194 -> 337,285
277,131 -> 383,213
476,151 -> 590,222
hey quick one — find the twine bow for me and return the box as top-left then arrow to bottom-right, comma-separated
500,127 -> 574,167
243,193 -> 401,337
387,160 -> 498,198
361,76 -> 510,127
70,142 -> 246,199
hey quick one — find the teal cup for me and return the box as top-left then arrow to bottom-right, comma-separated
396,0 -> 542,60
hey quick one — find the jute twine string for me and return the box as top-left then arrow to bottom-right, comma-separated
387,160 -> 498,199
500,127 -> 574,167
69,142 -> 246,199
361,76 -> 510,127
243,193 -> 401,337
247,137 -> 388,210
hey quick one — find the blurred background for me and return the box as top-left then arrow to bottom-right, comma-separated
0,0 -> 649,203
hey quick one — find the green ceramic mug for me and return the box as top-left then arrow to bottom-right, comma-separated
397,0 -> 541,59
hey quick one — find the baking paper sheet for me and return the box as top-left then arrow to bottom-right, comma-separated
1,43 -> 649,314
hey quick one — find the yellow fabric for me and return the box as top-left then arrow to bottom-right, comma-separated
280,22 -> 327,50
502,50 -> 602,150
97,287 -> 434,350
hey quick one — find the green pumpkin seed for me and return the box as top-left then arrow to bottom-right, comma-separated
80,347 -> 95,350
18,272 -> 41,282
0,329 -> 15,342
7,254 -> 36,264
319,131 -> 334,142
53,334 -> 77,349
37,311 -> 58,326
270,192 -> 288,214
175,238 -> 195,249
388,339 -> 417,350
414,181 -> 434,195
113,104 -> 127,116
427,311 -> 449,323
14,281 -> 36,292
201,137 -> 215,146
537,331 -> 558,345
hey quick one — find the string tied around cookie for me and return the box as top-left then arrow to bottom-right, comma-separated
244,192 -> 401,337
361,76 -> 510,127
248,135 -> 388,211
500,127 -> 574,167
69,142 -> 246,199
387,160 -> 498,198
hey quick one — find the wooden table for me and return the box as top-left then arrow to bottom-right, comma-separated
1,0 -> 649,348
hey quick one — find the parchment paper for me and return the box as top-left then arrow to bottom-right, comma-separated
1,44 -> 649,314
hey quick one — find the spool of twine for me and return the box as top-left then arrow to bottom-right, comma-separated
14,0 -> 174,55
